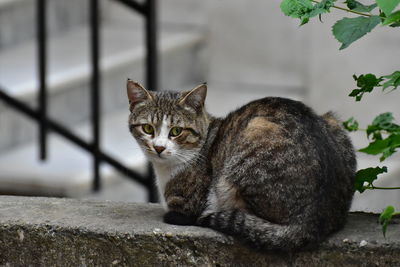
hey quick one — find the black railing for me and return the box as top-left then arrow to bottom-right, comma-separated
37,0 -> 47,161
0,0 -> 158,202
90,0 -> 101,191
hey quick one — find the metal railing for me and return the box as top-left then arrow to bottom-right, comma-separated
0,0 -> 158,202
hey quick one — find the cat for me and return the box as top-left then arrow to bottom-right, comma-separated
127,79 -> 356,251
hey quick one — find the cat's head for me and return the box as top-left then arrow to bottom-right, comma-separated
127,79 -> 209,165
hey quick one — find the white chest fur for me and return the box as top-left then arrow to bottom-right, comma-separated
152,163 -> 175,209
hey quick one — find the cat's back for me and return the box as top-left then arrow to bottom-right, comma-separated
215,96 -> 322,147
212,96 -> 352,167
208,96 -> 355,233
224,96 -> 317,128
209,96 -> 333,179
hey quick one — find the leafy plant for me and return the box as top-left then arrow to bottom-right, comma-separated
349,72 -> 400,101
353,166 -> 388,193
379,205 -> 400,237
281,0 -> 400,236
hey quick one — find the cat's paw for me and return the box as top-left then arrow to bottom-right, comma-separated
163,211 -> 196,225
166,196 -> 185,210
197,213 -> 213,227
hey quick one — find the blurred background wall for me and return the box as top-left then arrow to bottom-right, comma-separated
0,0 -> 399,212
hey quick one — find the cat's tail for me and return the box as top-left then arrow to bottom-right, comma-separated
198,209 -> 316,251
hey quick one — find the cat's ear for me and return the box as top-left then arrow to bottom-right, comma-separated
179,83 -> 207,112
127,79 -> 154,109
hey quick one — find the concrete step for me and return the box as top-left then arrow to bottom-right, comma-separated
2,196 -> 399,266
0,23 -> 206,151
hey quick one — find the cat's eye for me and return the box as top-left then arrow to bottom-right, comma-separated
142,124 -> 154,135
169,127 -> 183,137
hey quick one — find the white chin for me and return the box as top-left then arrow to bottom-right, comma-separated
147,153 -> 168,163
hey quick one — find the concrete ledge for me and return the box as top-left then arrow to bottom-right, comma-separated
0,196 -> 399,266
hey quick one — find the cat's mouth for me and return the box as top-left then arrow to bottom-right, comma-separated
147,151 -> 167,161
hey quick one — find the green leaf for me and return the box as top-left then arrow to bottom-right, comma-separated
349,89 -> 361,97
349,71 -> 400,101
280,0 -> 314,18
354,166 -> 388,193
366,125 -> 382,140
366,125 -> 383,140
349,73 -> 382,100
381,147 -> 395,161
345,0 -> 377,12
360,134 -> 400,160
389,21 -> 400,27
343,117 -> 359,131
308,0 -> 336,17
300,17 -> 310,25
382,71 -> 400,91
383,10 -> 400,25
384,134 -> 400,160
376,0 -> 400,16
372,112 -> 397,131
359,138 -> 391,155
356,74 -> 381,91
280,0 -> 335,25
371,113 -> 400,132
372,112 -> 394,127
365,113 -> 400,146
379,205 -> 395,237
332,16 -> 381,50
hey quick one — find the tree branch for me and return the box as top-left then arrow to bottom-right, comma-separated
311,0 -> 373,17
365,186 -> 400,190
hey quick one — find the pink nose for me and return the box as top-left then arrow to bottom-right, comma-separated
154,146 -> 166,154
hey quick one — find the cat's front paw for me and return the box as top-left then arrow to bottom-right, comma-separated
166,196 -> 185,211
197,213 -> 213,227
163,211 -> 196,225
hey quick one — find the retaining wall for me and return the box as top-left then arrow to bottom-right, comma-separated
0,196 -> 399,266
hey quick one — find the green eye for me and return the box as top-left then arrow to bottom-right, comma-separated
142,124 -> 154,135
169,127 -> 183,137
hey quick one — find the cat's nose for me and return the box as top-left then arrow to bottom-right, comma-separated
154,146 -> 166,154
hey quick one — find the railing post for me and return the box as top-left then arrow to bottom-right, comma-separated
145,0 -> 157,92
1,0 -> 159,201
37,0 -> 47,160
145,0 -> 159,203
90,0 -> 101,192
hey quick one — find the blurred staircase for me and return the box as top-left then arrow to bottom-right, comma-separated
0,0 -> 207,201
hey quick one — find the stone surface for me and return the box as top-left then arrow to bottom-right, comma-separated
1,196 -> 400,266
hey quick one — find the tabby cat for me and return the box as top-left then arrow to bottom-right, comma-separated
127,79 -> 356,251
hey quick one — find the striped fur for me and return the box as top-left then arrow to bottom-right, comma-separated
198,209 -> 312,251
127,81 -> 356,251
